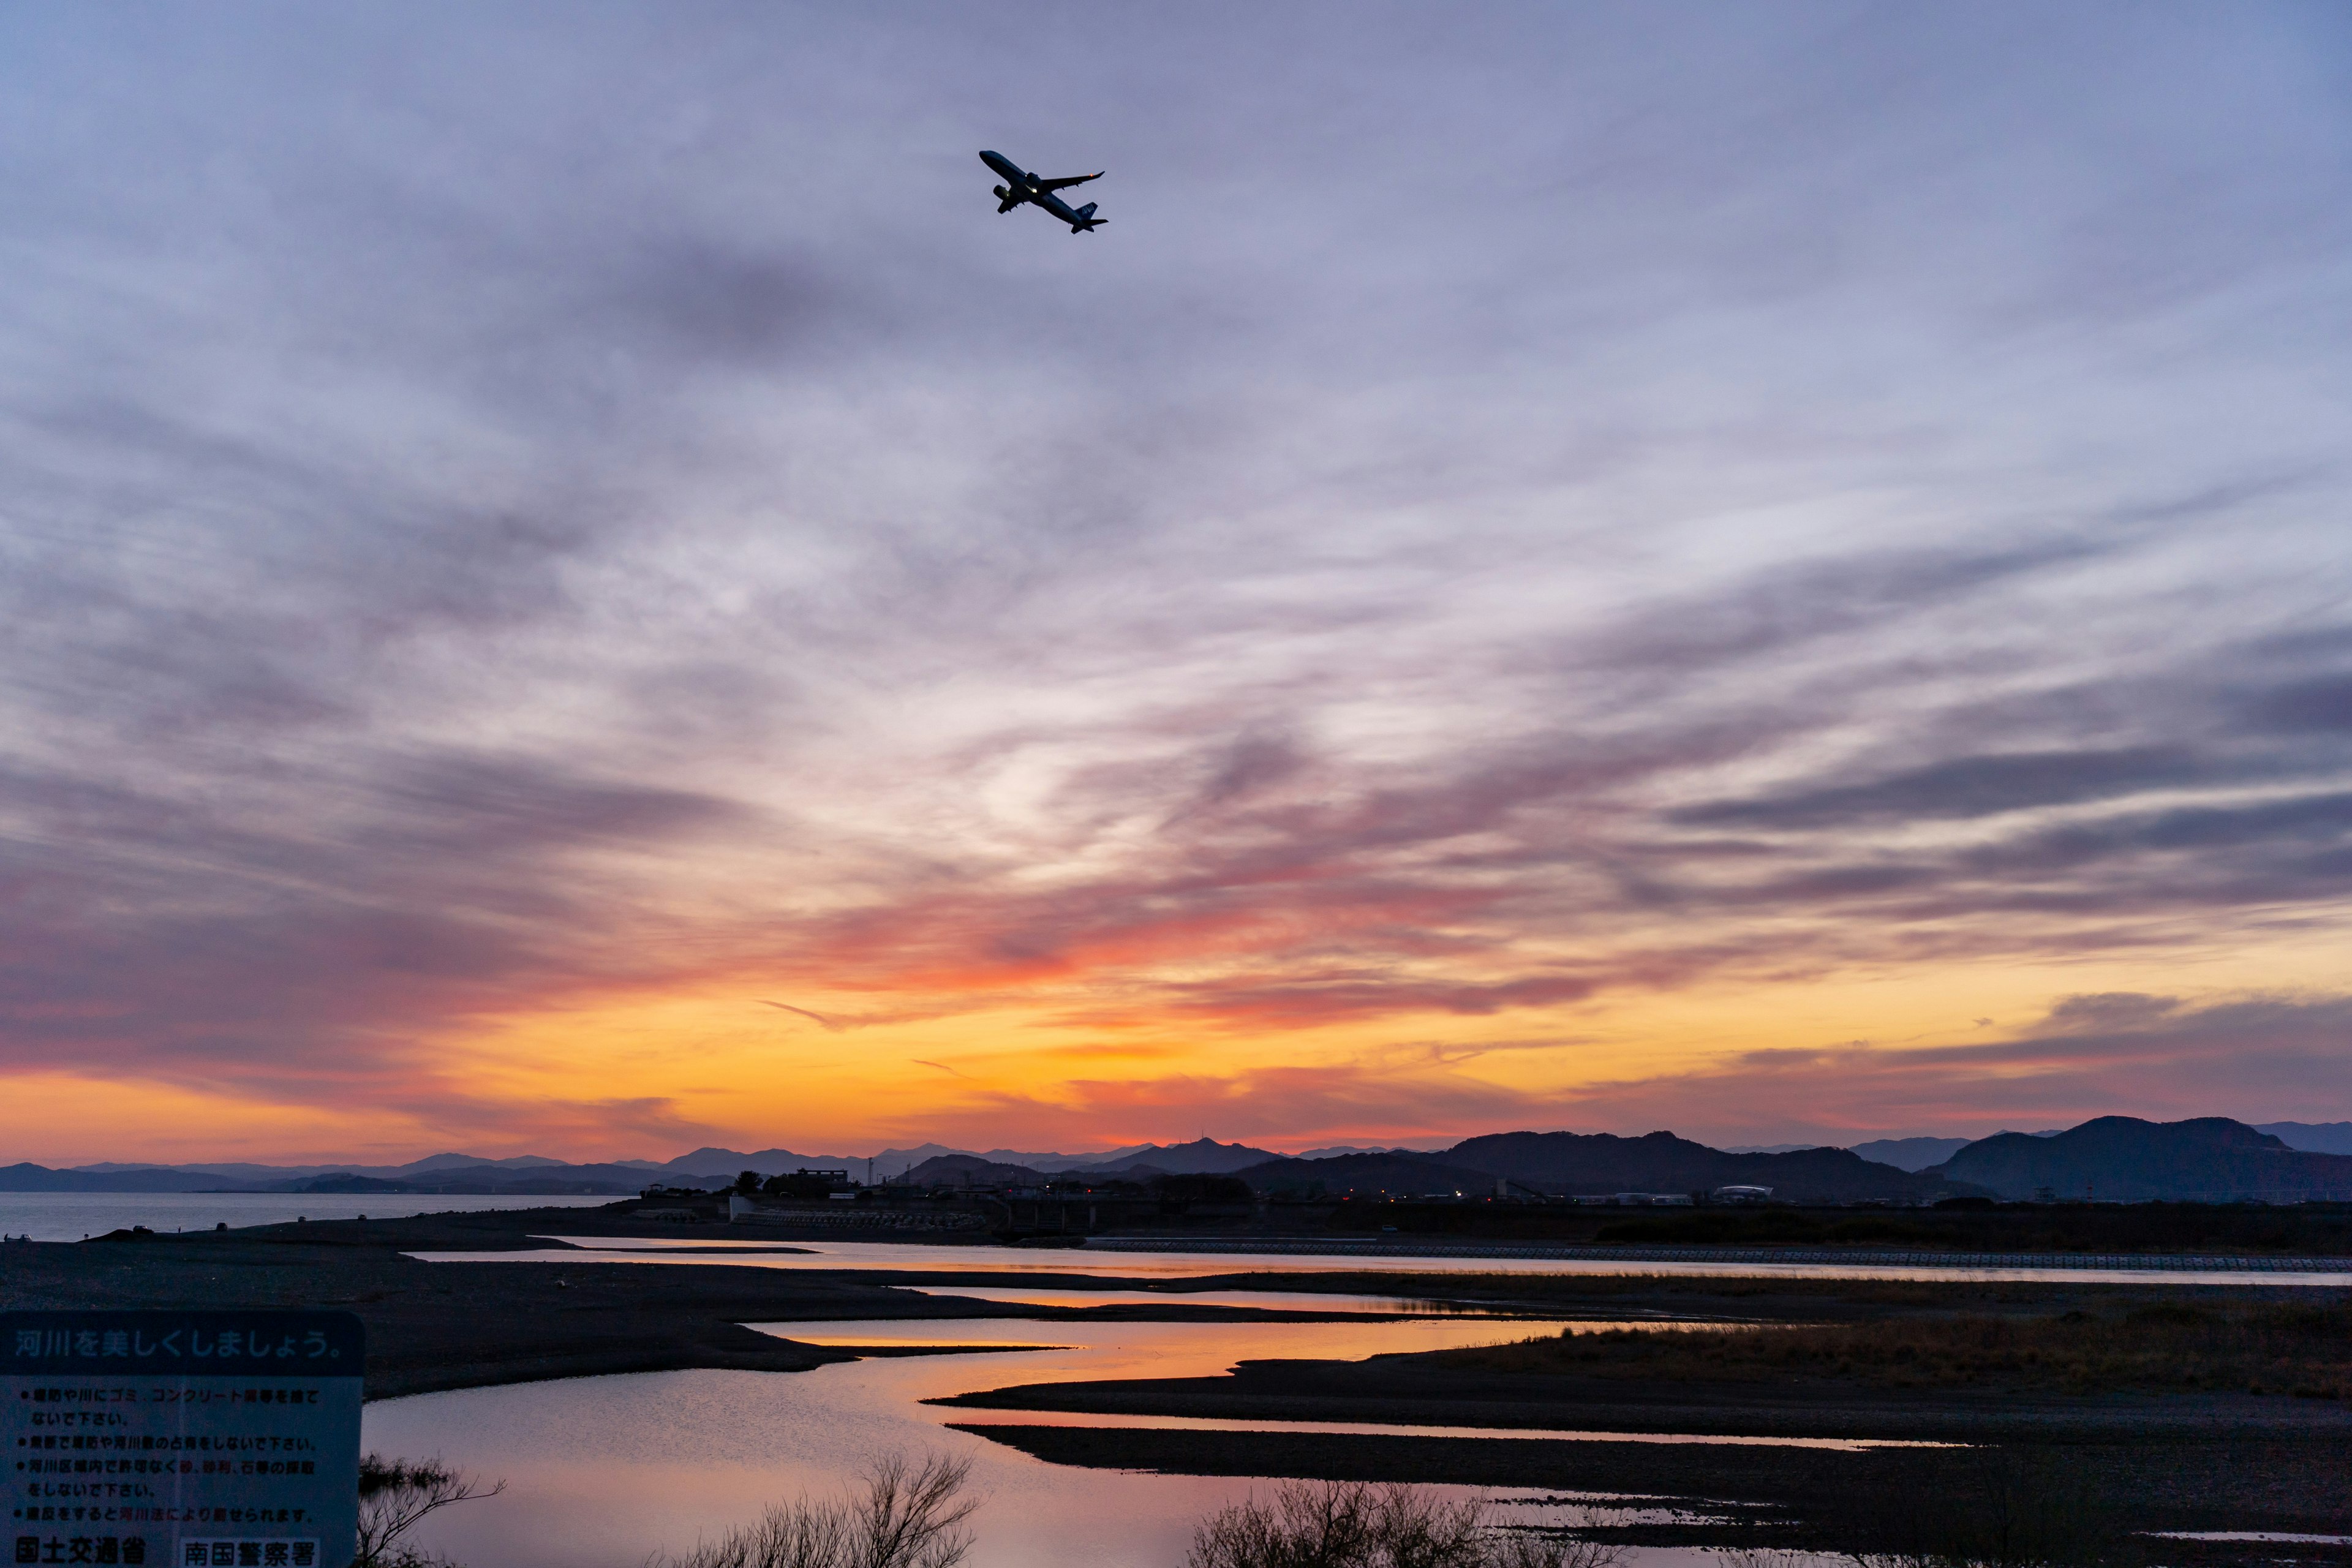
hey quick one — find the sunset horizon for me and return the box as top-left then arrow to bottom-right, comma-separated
7,10 -> 2349,1561
5,6 -> 2346,1174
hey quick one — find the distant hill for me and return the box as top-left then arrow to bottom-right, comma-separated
53,1152 -> 647,1186
12,1140 -> 1251,1191
0,1155 -> 679,1196
1076,1138 -> 1282,1175
47,1117 -> 2351,1200
1237,1151 -> 1499,1197
658,1146 -> 858,1177
900,1155 -> 1050,1186
0,1163 -> 245,1193
279,1163 -> 646,1196
656,1144 -> 1130,1180
1437,1131 -> 1959,1203
1934,1117 -> 2352,1201
402,1152 -> 568,1173
1011,1146 -> 1144,1172
1289,1144 -> 1445,1160
391,1160 -> 654,1194
2256,1121 -> 2352,1156
1848,1136 -> 1972,1172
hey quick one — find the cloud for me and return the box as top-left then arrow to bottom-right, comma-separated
2247,675 -> 2352,736
906,1061 -> 1560,1151
0,4 -> 2346,1155
1548,992 -> 2352,1144
1674,747 -> 2212,829
761,1001 -> 843,1032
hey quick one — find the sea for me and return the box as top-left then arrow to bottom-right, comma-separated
0,1189 -> 616,1241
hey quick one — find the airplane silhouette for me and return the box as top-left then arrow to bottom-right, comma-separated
979,150 -> 1106,233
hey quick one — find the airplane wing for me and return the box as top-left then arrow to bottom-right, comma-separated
1035,172 -> 1102,192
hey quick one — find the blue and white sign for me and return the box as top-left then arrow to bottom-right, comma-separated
4,1312 -> 363,1568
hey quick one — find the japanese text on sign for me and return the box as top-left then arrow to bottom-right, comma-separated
5,1314 -> 361,1568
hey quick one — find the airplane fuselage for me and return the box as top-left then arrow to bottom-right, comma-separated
1030,188 -> 1087,227
979,150 -> 1104,233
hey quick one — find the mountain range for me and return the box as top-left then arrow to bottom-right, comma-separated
0,1136 -> 1291,1194
7,1121 -> 2350,1200
846,1121 -> 2352,1205
1931,1117 -> 2352,1201
1218,1133 -> 1956,1204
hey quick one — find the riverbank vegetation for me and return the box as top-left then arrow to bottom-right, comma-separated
353,1457 -> 502,1568
1585,1201 -> 2352,1255
1322,1197 -> 2352,1256
1436,1298 -> 2352,1395
647,1453 -> 978,1568
1186,1482 -> 1618,1568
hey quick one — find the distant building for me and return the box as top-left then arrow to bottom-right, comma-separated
1711,1185 -> 1773,1203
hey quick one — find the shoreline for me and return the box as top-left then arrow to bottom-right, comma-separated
9,1201 -> 2350,1399
7,1201 -> 2350,1550
944,1424 -> 2352,1559
1083,1235 -> 2352,1272
1,1207 -> 1015,1398
931,1356 -> 2352,1442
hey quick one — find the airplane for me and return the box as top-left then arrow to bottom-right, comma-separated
979,150 -> 1106,233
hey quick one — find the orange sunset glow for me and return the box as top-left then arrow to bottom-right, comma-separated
4,6 -> 2349,1169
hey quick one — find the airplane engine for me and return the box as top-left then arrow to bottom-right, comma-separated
992,185 -> 1010,199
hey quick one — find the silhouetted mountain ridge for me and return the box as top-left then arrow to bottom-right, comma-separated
1430,1131 -> 1960,1202
898,1155 -> 1050,1186
1076,1138 -> 1282,1175
1233,1152 -> 1502,1196
1932,1117 -> 2352,1200
15,1117 -> 2350,1199
2255,1121 -> 2352,1156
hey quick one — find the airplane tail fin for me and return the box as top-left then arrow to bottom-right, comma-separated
1070,202 -> 1104,232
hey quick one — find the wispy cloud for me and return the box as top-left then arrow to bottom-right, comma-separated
1543,992 -> 2352,1144
0,4 -> 2347,1155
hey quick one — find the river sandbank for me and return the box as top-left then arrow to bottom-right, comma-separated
12,1200 -> 2351,1555
949,1423 -> 2352,1561
0,1205 -> 1003,1396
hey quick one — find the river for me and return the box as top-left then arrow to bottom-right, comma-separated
418,1234 -> 2352,1287
367,1236 -> 2107,1568
0,1191 -> 617,1242
364,1311 -> 1853,1568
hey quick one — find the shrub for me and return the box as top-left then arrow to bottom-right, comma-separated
651,1452 -> 976,1568
1186,1481 -> 1619,1568
352,1455 -> 502,1568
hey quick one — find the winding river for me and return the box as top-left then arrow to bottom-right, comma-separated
368,1237 -> 2349,1567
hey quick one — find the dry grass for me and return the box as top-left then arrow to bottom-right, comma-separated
352,1455 -> 503,1568
648,1453 -> 977,1568
1433,1300 -> 2352,1395
1186,1482 -> 1621,1568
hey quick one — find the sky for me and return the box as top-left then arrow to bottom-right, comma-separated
2,2 -> 2348,1166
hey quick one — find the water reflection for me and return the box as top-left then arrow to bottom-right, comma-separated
900,1285 -> 1538,1314
372,1236 -> 2250,1567
443,1236 -> 2352,1287
364,1312 -> 1897,1568
755,1316 -> 1637,1390
748,1316 -> 1936,1452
